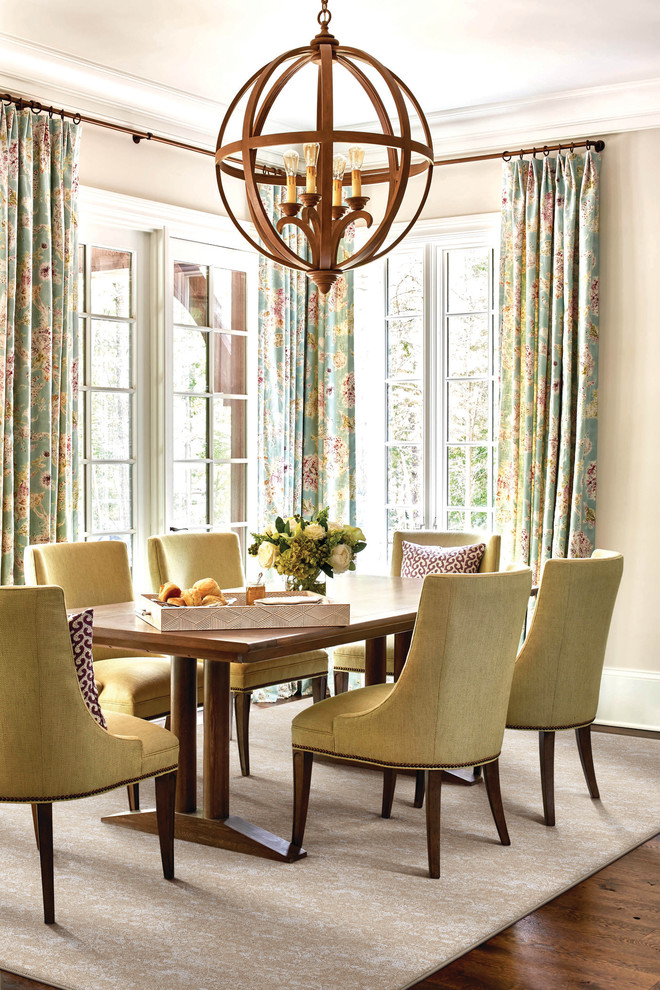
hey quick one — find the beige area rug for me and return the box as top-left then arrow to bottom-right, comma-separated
1,700 -> 659,990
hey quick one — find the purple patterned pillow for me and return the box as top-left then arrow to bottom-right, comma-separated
68,609 -> 107,730
400,541 -> 486,578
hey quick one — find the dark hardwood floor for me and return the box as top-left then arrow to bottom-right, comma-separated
411,832 -> 660,990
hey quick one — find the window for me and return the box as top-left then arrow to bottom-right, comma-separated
355,218 -> 498,568
167,241 -> 256,557
77,235 -> 146,565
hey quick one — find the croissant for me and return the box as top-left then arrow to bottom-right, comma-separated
158,582 -> 182,603
182,588 -> 204,607
166,597 -> 187,607
202,594 -> 227,606
193,577 -> 222,599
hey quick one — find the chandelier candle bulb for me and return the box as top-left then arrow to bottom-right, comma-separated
348,145 -> 365,197
304,142 -> 320,194
332,153 -> 347,206
283,149 -> 300,203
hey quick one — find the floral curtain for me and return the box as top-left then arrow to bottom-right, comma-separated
257,185 -> 356,529
496,150 -> 600,580
0,106 -> 81,584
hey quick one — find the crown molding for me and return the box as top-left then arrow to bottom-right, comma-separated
2,33 -> 660,160
78,186 -> 257,249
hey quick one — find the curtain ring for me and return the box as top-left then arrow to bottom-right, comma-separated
16,97 -> 23,112
72,112 -> 81,125
585,139 -> 591,150
543,146 -> 550,157
519,149 -> 524,160
502,151 -> 511,162
2,94 -> 13,108
532,147 -> 537,158
48,106 -> 54,119
30,100 -> 42,115
570,142 -> 575,154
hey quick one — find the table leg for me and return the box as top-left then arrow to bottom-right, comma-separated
203,660 -> 230,820
171,655 -> 198,813
393,630 -> 412,681
365,637 -> 387,685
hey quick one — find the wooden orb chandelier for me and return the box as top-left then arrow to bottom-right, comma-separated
215,0 -> 434,294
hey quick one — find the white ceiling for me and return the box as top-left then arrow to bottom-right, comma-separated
1,0 -> 660,152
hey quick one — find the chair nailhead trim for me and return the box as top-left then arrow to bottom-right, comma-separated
0,764 -> 179,804
506,719 -> 595,731
291,745 -> 499,770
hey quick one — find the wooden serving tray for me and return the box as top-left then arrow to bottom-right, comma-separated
136,590 -> 350,631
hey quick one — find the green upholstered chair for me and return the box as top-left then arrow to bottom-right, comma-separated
25,540 -> 202,811
147,531 -> 329,777
331,530 -> 501,695
290,566 -> 532,877
506,550 -> 624,826
0,585 -> 178,924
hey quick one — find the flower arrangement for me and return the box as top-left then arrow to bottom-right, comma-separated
248,507 -> 366,594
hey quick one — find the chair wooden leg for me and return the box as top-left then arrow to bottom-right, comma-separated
31,804 -> 40,849
154,770 -> 177,880
234,691 -> 251,777
413,769 -> 425,808
333,671 -> 349,695
425,771 -> 442,878
35,803 -> 54,924
576,725 -> 600,799
539,730 -> 556,826
127,783 -> 140,811
381,769 -> 396,818
483,759 -> 510,846
291,749 -> 313,851
312,676 -> 327,704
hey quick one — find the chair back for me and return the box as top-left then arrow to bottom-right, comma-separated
390,530 -> 501,576
24,541 -> 142,662
148,531 -> 245,595
507,550 -> 624,730
333,567 -> 532,767
0,586 -> 140,801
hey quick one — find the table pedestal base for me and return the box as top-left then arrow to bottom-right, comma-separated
101,809 -> 306,863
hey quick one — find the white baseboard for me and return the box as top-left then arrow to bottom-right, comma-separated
596,667 -> 660,732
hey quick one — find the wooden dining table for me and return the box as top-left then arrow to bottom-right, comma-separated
91,574 -> 424,863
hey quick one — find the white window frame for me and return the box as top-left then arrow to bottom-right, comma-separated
355,213 -> 500,568
77,187 -> 259,585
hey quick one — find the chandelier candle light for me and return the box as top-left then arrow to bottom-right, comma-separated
215,0 -> 434,293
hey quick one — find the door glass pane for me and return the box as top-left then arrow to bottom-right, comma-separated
387,507 -> 424,545
78,245 -> 86,311
213,269 -> 247,331
214,398 -> 246,460
471,511 -> 488,530
387,318 -> 423,377
447,446 -> 466,506
447,381 -> 489,442
173,328 -> 208,393
91,321 -> 131,388
387,446 -> 422,505
91,464 -> 132,531
447,445 -> 489,508
173,396 -> 209,459
174,263 -> 208,326
447,248 -> 489,313
214,463 -> 247,525
91,248 -> 132,317
213,333 -> 246,395
387,252 -> 423,315
91,393 -> 131,460
447,510 -> 466,530
387,383 -> 423,442
447,315 -> 489,377
172,464 -> 208,527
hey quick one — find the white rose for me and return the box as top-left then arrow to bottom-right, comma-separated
304,523 -> 326,541
327,520 -> 343,533
257,542 -> 280,569
264,523 -> 276,536
328,543 -> 352,574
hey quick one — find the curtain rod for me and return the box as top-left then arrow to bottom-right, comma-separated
2,91 -> 605,167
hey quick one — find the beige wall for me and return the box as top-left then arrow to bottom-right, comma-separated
80,122 -> 660,688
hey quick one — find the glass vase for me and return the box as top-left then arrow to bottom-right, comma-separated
285,571 -> 327,596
